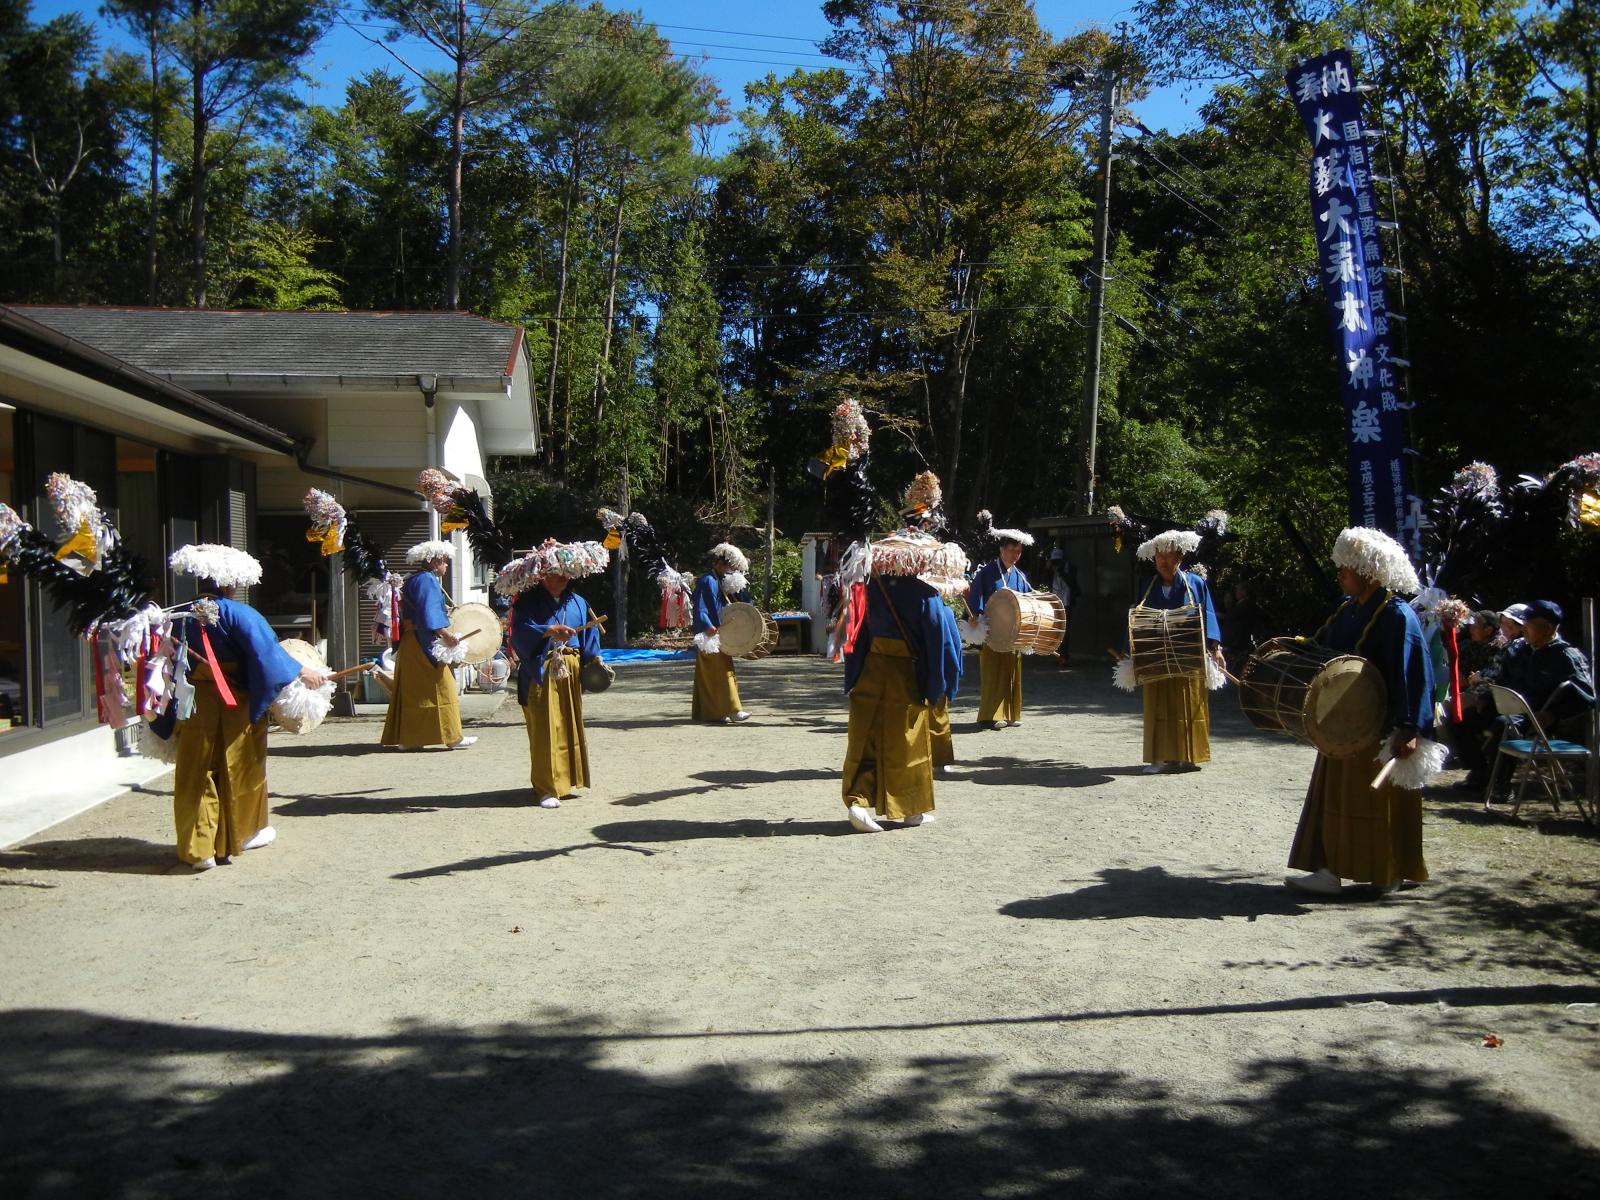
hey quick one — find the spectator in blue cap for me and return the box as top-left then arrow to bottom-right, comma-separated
1500,601 -> 1594,739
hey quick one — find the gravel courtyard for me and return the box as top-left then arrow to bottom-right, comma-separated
2,655 -> 1597,1199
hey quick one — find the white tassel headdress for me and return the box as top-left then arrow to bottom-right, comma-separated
1332,527 -> 1420,595
1136,529 -> 1202,561
990,526 -> 1035,547
170,544 -> 262,589
709,542 -> 749,572
406,539 -> 455,565
720,570 -> 749,597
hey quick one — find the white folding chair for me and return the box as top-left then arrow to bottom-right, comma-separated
1484,684 -> 1593,823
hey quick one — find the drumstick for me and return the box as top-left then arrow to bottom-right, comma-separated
549,614 -> 609,642
326,663 -> 375,681
1370,757 -> 1399,790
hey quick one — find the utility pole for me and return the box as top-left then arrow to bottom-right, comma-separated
1075,39 -> 1121,516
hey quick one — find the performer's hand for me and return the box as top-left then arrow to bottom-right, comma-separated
438,630 -> 461,647
548,623 -> 576,639
1390,731 -> 1418,759
706,625 -> 718,636
300,667 -> 328,689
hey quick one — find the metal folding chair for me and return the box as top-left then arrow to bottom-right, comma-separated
1484,684 -> 1593,823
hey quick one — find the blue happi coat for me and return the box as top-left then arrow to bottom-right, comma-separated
509,586 -> 603,704
692,572 -> 751,634
1315,589 -> 1435,737
401,569 -> 451,664
180,597 -> 301,724
844,574 -> 963,706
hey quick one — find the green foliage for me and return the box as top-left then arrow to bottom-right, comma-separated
231,220 -> 343,309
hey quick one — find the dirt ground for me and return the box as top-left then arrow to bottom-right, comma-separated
2,654 -> 1598,1199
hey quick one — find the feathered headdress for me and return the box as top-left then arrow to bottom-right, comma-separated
406,540 -> 455,565
170,544 -> 263,589
990,524 -> 1035,547
1332,526 -> 1420,595
709,542 -> 749,572
1136,529 -> 1202,561
415,469 -> 513,575
0,494 -> 150,635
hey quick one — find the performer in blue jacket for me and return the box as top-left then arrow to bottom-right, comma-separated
381,540 -> 475,750
691,542 -> 753,723
842,533 -> 965,832
168,544 -> 326,870
1286,526 -> 1440,897
1122,529 -> 1224,774
500,539 -> 608,809
967,525 -> 1033,729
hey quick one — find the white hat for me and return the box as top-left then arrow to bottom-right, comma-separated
991,526 -> 1035,547
406,540 -> 455,565
1136,529 -> 1202,561
169,544 -> 263,589
709,542 -> 749,572
1332,526 -> 1420,594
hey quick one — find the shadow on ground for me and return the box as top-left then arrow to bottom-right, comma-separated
2,1007 -> 1597,1198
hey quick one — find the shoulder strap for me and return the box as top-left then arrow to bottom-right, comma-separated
873,575 -> 918,651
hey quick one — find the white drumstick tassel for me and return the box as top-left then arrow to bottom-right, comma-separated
1205,655 -> 1228,691
1113,656 -> 1138,692
959,615 -> 988,647
694,630 -> 722,656
1375,736 -> 1449,790
431,637 -> 470,666
272,677 -> 334,732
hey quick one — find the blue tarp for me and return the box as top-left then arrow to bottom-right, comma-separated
600,648 -> 695,664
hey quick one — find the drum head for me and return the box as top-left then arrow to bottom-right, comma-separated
717,602 -> 765,656
985,589 -> 1022,652
278,638 -> 326,673
1305,655 -> 1388,758
448,602 -> 503,665
580,658 -> 616,693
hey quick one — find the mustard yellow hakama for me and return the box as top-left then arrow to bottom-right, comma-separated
692,650 -> 742,721
929,697 -> 954,768
842,639 -> 934,819
1142,672 -> 1211,764
172,666 -> 270,864
381,621 -> 463,748
525,649 -> 590,799
1288,752 -> 1428,887
978,646 -> 1023,723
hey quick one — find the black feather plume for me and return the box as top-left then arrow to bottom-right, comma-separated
7,527 -> 150,635
342,524 -> 389,585
450,487 -> 514,573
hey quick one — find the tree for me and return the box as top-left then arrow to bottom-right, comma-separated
361,0 -> 552,309
166,0 -> 329,306
102,0 -> 182,304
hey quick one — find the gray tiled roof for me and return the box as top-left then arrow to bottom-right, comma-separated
10,307 -> 524,381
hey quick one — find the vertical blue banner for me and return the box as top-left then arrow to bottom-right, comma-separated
1286,50 -> 1412,541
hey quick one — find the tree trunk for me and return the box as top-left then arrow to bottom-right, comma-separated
191,45 -> 206,308
444,0 -> 466,310
146,27 -> 160,304
941,275 -> 982,525
590,167 -> 629,432
543,147 -> 583,461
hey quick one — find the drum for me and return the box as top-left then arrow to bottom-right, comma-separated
580,658 -> 616,693
986,589 -> 1066,655
447,602 -> 503,665
1127,605 -> 1206,684
272,638 -> 328,734
717,601 -> 779,659
1237,637 -> 1387,758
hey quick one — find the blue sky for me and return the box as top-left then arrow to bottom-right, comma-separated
33,0 -> 1204,142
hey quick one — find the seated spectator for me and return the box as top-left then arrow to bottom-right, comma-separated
1500,601 -> 1595,740
1451,603 -> 1528,788
1457,600 -> 1595,793
1219,581 -> 1264,675
1455,609 -> 1503,686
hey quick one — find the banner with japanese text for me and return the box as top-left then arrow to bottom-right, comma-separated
1286,49 -> 1413,542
